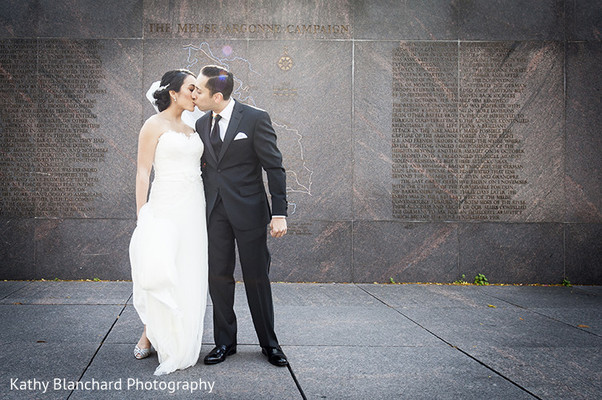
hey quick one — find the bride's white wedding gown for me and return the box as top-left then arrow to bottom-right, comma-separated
129,130 -> 208,376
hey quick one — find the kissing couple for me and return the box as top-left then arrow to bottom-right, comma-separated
129,65 -> 288,375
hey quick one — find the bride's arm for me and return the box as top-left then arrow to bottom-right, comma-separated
135,121 -> 160,217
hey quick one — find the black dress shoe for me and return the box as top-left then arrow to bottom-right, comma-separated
262,346 -> 288,367
204,344 -> 236,365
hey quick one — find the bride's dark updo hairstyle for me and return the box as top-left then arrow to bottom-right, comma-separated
153,69 -> 196,112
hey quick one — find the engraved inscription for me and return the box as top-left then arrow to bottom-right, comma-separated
36,40 -> 108,216
148,23 -> 351,36
0,40 -> 38,216
0,40 -> 107,217
286,222 -> 313,236
273,82 -> 298,98
458,43 -> 529,220
391,42 -> 531,221
391,42 -> 458,220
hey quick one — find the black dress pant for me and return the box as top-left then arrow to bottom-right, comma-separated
207,197 -> 279,348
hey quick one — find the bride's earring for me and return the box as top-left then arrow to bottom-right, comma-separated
172,96 -> 176,102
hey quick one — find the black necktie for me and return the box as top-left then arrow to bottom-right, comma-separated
210,114 -> 222,156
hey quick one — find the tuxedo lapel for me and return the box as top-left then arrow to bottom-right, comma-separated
218,101 -> 244,161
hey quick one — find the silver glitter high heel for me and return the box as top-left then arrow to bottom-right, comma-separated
134,345 -> 151,360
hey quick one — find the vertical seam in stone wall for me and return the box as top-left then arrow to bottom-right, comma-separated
34,37 -> 40,279
457,39 -> 461,280
351,38 -> 355,283
456,39 -> 460,224
562,0 -> 570,43
563,0 -> 568,279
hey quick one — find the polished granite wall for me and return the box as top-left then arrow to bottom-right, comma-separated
0,0 -> 600,283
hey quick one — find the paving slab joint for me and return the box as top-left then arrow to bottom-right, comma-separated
355,285 -> 544,400
286,362 -> 307,399
66,294 -> 131,399
0,281 -> 33,301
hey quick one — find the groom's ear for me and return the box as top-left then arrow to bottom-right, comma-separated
213,92 -> 224,103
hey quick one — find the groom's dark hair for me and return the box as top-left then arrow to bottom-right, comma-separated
201,65 -> 234,100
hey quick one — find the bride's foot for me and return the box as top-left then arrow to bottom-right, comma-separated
134,345 -> 151,360
134,328 -> 152,360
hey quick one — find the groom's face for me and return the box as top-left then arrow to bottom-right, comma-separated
193,74 -> 217,112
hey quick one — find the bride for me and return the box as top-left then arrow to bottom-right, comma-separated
129,69 -> 208,375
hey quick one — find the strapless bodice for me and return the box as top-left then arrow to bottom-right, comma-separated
153,130 -> 203,182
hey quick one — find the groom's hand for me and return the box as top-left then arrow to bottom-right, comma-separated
270,217 -> 287,238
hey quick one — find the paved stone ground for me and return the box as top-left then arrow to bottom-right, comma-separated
0,281 -> 600,399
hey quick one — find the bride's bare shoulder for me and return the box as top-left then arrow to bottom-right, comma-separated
139,115 -> 167,139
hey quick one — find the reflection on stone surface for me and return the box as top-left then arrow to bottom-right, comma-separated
357,40 -> 564,224
269,220 -> 352,282
458,41 -> 564,222
34,219 -> 135,280
353,221 -> 458,283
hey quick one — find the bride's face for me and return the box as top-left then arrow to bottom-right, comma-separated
174,75 -> 196,112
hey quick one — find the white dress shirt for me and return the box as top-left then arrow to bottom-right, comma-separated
211,98 -> 235,141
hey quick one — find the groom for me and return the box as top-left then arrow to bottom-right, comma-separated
192,65 -> 289,367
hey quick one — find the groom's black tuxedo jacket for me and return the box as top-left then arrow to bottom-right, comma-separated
196,100 -> 287,230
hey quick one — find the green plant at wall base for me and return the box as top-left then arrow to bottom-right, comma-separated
93,278 -> 101,282
561,278 -> 571,287
453,274 -> 468,284
389,277 -> 396,284
474,274 -> 489,286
